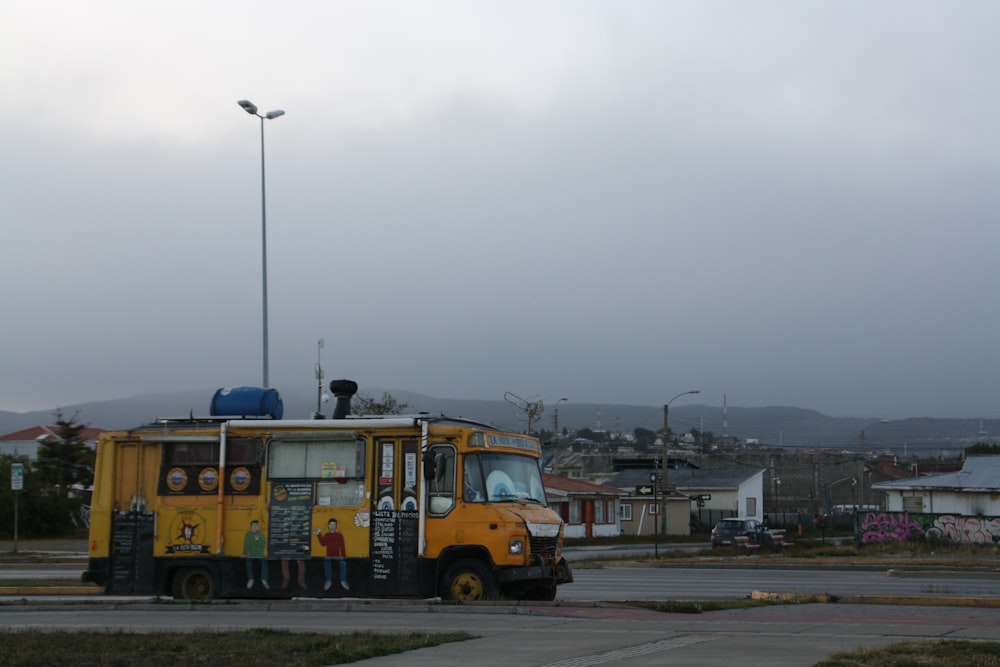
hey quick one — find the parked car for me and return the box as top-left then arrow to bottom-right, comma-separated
711,517 -> 764,547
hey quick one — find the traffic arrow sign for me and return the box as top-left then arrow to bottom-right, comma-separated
635,485 -> 654,496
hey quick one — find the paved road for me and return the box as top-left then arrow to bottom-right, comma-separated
7,562 -> 1000,602
563,564 -> 1000,601
2,599 -> 1000,666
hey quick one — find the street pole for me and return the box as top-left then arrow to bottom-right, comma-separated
11,462 -> 23,554
652,470 -> 659,558
238,100 -> 284,388
660,389 -> 700,534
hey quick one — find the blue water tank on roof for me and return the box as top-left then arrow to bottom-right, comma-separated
210,386 -> 284,419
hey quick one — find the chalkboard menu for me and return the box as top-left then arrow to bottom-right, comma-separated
369,508 -> 420,596
370,508 -> 395,589
110,511 -> 155,594
268,481 -> 314,558
397,509 -> 419,592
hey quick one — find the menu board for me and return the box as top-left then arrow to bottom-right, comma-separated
267,481 -> 313,558
110,511 -> 155,594
370,508 -> 395,588
369,508 -> 420,596
397,509 -> 419,591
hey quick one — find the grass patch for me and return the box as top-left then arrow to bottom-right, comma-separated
815,638 -> 1000,666
0,628 -> 474,666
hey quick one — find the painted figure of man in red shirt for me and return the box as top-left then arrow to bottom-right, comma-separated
314,518 -> 349,590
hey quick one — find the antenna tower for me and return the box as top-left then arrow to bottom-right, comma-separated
723,393 -> 729,439
504,391 -> 544,434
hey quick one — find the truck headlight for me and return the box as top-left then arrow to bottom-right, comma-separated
508,539 -> 524,555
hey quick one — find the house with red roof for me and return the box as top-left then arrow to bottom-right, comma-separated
0,425 -> 106,460
543,473 -> 626,538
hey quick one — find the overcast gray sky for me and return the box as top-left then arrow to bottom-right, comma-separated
2,1 -> 998,418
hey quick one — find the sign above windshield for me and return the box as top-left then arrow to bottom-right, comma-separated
487,434 -> 539,453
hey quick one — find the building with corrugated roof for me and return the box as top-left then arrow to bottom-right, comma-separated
872,455 -> 1000,515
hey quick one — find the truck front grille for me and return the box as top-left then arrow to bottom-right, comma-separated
530,535 -> 558,563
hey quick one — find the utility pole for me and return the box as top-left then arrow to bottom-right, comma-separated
660,404 -> 669,534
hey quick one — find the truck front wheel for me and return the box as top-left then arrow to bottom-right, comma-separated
442,559 -> 497,601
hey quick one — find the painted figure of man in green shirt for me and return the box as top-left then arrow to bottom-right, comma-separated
243,519 -> 269,589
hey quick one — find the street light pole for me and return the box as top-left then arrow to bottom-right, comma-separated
551,397 -> 567,475
660,389 -> 700,534
238,99 -> 285,388
315,338 -> 325,416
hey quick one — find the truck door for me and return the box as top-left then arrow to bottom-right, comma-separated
369,438 -> 421,596
108,442 -> 155,594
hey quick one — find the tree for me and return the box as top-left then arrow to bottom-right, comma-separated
633,427 -> 658,447
35,411 -> 95,504
352,392 -> 409,416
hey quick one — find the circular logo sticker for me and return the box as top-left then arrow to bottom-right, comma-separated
198,468 -> 218,492
230,467 -> 251,492
166,467 -> 188,493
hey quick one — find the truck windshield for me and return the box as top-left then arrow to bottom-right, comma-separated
465,452 -> 547,505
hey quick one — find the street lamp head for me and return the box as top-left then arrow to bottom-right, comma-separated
666,389 -> 701,407
237,99 -> 258,115
265,109 -> 285,120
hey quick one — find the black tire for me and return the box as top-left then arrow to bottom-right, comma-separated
172,567 -> 215,601
441,558 -> 498,601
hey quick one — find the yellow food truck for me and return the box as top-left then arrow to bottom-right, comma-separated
83,381 -> 572,601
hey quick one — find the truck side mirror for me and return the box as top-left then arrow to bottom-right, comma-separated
423,451 -> 437,481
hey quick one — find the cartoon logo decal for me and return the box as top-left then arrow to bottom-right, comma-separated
166,511 -> 210,553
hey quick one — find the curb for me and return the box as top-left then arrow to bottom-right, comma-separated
750,590 -> 1000,608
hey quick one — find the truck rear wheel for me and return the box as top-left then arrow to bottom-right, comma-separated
442,559 -> 497,601
172,567 -> 215,601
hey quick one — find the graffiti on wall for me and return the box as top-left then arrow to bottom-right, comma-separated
859,512 -> 1000,545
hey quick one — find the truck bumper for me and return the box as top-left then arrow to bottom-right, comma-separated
495,558 -> 573,585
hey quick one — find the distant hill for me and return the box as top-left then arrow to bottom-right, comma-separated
1,384 -> 996,453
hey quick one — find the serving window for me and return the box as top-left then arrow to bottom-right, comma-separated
267,434 -> 365,479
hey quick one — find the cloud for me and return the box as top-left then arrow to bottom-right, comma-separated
2,1 -> 999,418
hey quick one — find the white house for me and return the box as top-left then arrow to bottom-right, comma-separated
603,467 -> 765,537
872,455 -> 1000,515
